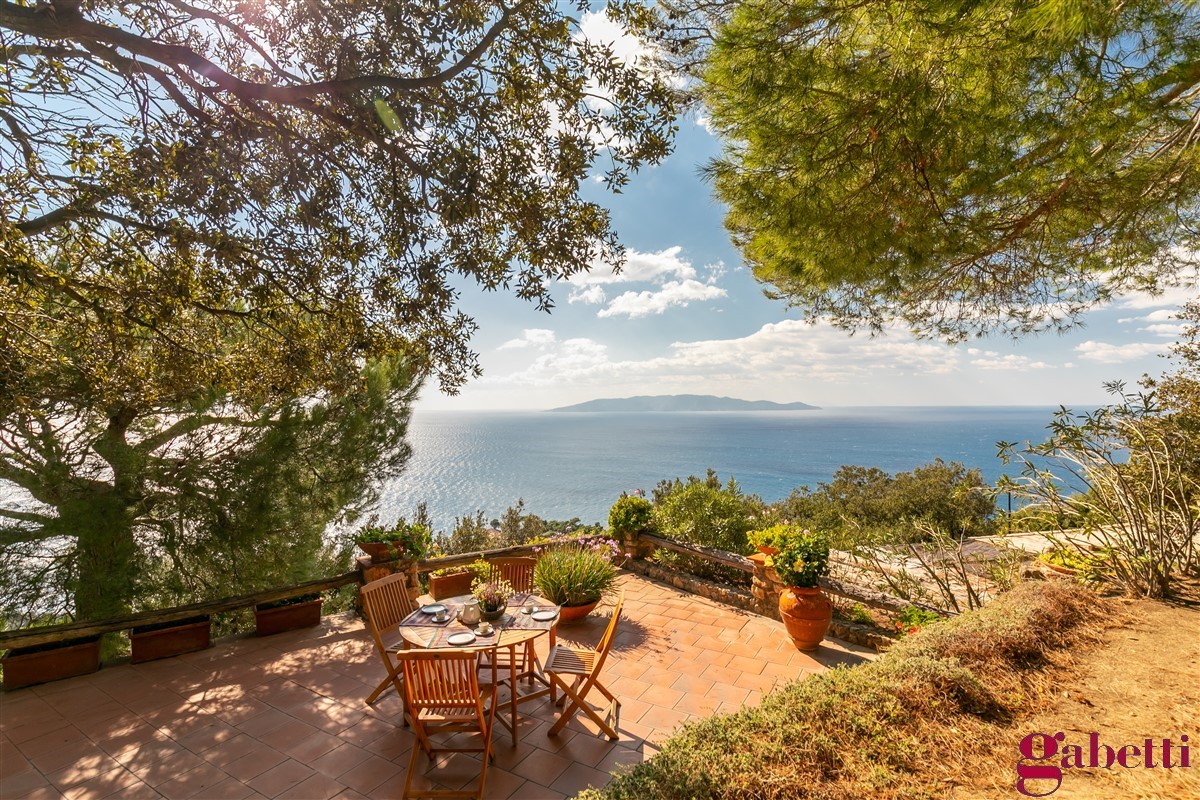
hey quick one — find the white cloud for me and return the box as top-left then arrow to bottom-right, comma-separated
970,354 -> 1052,371
578,10 -> 649,70
597,279 -> 727,318
486,320 -> 960,388
1074,341 -> 1166,363
568,286 -> 607,305
497,328 -> 557,350
1143,323 -> 1186,337
1114,281 -> 1198,310
568,246 -> 696,287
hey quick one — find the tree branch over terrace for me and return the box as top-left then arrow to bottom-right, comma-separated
0,0 -> 533,103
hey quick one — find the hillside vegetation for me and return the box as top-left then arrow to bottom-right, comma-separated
580,581 -> 1110,800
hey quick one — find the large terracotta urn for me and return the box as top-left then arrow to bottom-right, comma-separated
778,587 -> 832,651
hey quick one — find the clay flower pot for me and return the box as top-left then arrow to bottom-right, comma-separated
356,540 -> 407,563
557,600 -> 600,623
255,597 -> 323,637
131,616 -> 212,664
778,587 -> 832,651
430,570 -> 475,600
2,637 -> 101,691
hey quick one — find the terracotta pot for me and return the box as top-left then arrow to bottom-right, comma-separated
557,600 -> 600,623
255,598 -> 323,637
778,587 -> 832,651
2,637 -> 101,691
430,571 -> 475,600
356,540 -> 407,563
756,545 -> 780,556
131,617 -> 212,664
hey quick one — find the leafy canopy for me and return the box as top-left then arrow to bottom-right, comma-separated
638,0 -> 1200,339
0,0 -> 678,404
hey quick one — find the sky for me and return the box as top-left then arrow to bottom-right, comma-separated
418,10 -> 1199,413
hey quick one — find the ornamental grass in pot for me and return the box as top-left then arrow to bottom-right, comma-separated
533,535 -> 622,622
761,526 -> 832,651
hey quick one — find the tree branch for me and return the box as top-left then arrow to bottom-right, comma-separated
0,0 -> 531,102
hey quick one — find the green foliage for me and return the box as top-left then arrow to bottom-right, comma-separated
1,1 -> 678,401
608,494 -> 653,534
434,512 -> 496,555
774,460 -> 997,548
841,603 -> 875,626
746,523 -> 792,552
652,471 -> 760,554
1000,373 -> 1200,598
353,516 -> 433,559
895,606 -> 943,637
636,0 -> 1200,340
532,537 -> 621,607
497,499 -> 547,547
0,357 -> 418,624
580,581 -> 1105,800
767,528 -> 830,588
430,559 -> 492,579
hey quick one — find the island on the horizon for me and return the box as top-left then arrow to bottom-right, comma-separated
547,394 -> 819,412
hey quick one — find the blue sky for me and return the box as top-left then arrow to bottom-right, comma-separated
419,11 -> 1198,412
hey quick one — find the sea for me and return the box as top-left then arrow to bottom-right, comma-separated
377,406 -> 1074,531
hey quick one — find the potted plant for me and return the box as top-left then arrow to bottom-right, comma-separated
533,536 -> 621,623
354,517 -> 432,564
130,615 -> 212,663
748,523 -> 793,556
2,635 -> 102,691
255,593 -> 323,636
429,559 -> 490,600
471,576 -> 514,622
766,527 -> 832,651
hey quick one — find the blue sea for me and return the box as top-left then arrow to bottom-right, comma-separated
377,406 -> 1070,530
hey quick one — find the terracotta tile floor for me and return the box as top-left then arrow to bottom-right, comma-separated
0,573 -> 874,799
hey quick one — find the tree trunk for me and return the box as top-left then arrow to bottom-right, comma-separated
67,493 -> 138,621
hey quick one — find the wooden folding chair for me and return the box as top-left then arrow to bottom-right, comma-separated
360,572 -> 415,709
400,649 -> 498,800
544,592 -> 623,740
482,557 -> 539,678
487,557 -> 537,593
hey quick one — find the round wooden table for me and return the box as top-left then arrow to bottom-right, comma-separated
398,594 -> 560,744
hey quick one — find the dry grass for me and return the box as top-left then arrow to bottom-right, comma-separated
580,580 -> 1113,800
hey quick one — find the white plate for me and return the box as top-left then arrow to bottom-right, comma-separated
447,632 -> 476,646
421,604 -> 446,614
531,610 -> 558,621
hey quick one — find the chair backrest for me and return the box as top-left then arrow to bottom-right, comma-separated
591,592 -> 624,674
399,649 -> 482,710
360,572 -> 415,647
487,557 -> 537,594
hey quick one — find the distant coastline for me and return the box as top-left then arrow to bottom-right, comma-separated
547,394 -> 819,413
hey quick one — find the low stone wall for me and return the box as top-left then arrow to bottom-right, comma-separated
829,619 -> 894,651
623,560 -> 758,614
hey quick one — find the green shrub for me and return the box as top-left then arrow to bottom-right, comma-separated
652,473 -> 758,554
608,494 -> 653,535
581,581 -> 1106,800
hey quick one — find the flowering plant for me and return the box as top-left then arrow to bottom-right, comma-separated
471,576 -> 514,612
767,528 -> 830,588
533,534 -> 624,607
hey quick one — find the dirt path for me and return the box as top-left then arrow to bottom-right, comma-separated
973,594 -> 1200,799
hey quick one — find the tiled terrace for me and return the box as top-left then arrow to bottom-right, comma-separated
1,573 -> 874,800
